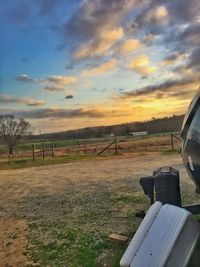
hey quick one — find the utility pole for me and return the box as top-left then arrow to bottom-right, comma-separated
39,130 -> 42,143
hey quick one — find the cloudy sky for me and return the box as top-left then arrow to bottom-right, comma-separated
0,0 -> 199,133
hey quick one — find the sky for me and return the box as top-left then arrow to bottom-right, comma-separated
0,0 -> 199,133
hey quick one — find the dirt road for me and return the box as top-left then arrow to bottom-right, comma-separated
0,153 -> 197,266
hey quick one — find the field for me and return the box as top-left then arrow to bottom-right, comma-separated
0,134 -> 199,266
0,133 -> 180,170
0,149 -> 200,267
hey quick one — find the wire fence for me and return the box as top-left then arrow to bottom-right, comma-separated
0,133 -> 182,165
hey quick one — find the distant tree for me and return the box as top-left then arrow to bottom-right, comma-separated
0,115 -> 31,154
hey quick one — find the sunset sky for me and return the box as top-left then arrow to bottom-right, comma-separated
0,0 -> 199,133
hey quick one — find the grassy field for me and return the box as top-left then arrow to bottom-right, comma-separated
0,152 -> 199,266
0,154 -> 96,170
0,132 -> 177,153
2,134 -> 197,267
0,133 -> 181,171
0,151 -> 178,171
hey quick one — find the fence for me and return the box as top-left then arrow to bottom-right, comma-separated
170,133 -> 182,151
97,138 -> 118,155
1,133 -> 182,165
32,143 -> 54,160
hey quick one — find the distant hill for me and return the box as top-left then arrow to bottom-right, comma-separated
24,114 -> 184,142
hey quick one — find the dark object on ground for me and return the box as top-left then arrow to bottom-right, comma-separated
135,210 -> 146,219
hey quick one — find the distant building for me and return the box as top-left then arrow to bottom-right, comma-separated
128,131 -> 148,136
103,133 -> 115,138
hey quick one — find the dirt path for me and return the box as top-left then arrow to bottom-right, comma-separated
0,153 -> 196,266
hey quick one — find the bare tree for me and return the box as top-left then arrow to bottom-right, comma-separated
0,115 -> 31,154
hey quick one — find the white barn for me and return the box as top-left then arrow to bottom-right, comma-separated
128,131 -> 148,137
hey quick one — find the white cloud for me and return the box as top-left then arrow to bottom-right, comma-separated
16,73 -> 33,81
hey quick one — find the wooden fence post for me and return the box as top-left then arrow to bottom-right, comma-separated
93,144 -> 98,153
8,153 -> 11,165
171,133 -> 174,150
97,139 -> 115,156
115,138 -> 118,155
77,138 -> 81,147
52,143 -> 54,157
32,144 -> 35,160
42,143 -> 45,159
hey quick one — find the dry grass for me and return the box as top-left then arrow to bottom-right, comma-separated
0,153 -> 199,266
0,134 -> 181,171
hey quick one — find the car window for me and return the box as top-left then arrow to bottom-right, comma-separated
182,88 -> 200,132
187,106 -> 200,143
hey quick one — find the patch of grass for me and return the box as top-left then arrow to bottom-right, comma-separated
112,248 -> 125,267
27,223 -> 118,267
21,178 -> 146,266
195,214 -> 200,221
116,194 -> 146,204
0,137 -> 112,153
162,149 -> 179,155
181,190 -> 200,206
0,154 -> 115,170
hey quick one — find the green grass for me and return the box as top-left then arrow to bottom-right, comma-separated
195,214 -> 200,221
0,154 -> 100,170
27,226 -> 111,267
0,152 -> 125,170
27,227 -> 125,267
17,188 -> 200,267
162,149 -> 180,155
116,194 -> 147,204
23,190 -> 146,267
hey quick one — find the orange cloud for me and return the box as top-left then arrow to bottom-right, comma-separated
129,55 -> 156,76
119,39 -> 142,54
0,94 -> 45,106
47,75 -> 78,85
74,28 -> 123,59
145,5 -> 168,24
118,79 -> 199,119
155,6 -> 168,20
81,59 -> 118,77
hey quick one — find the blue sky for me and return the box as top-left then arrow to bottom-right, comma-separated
0,0 -> 199,133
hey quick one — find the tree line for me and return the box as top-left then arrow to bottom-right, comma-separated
28,114 -> 184,142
